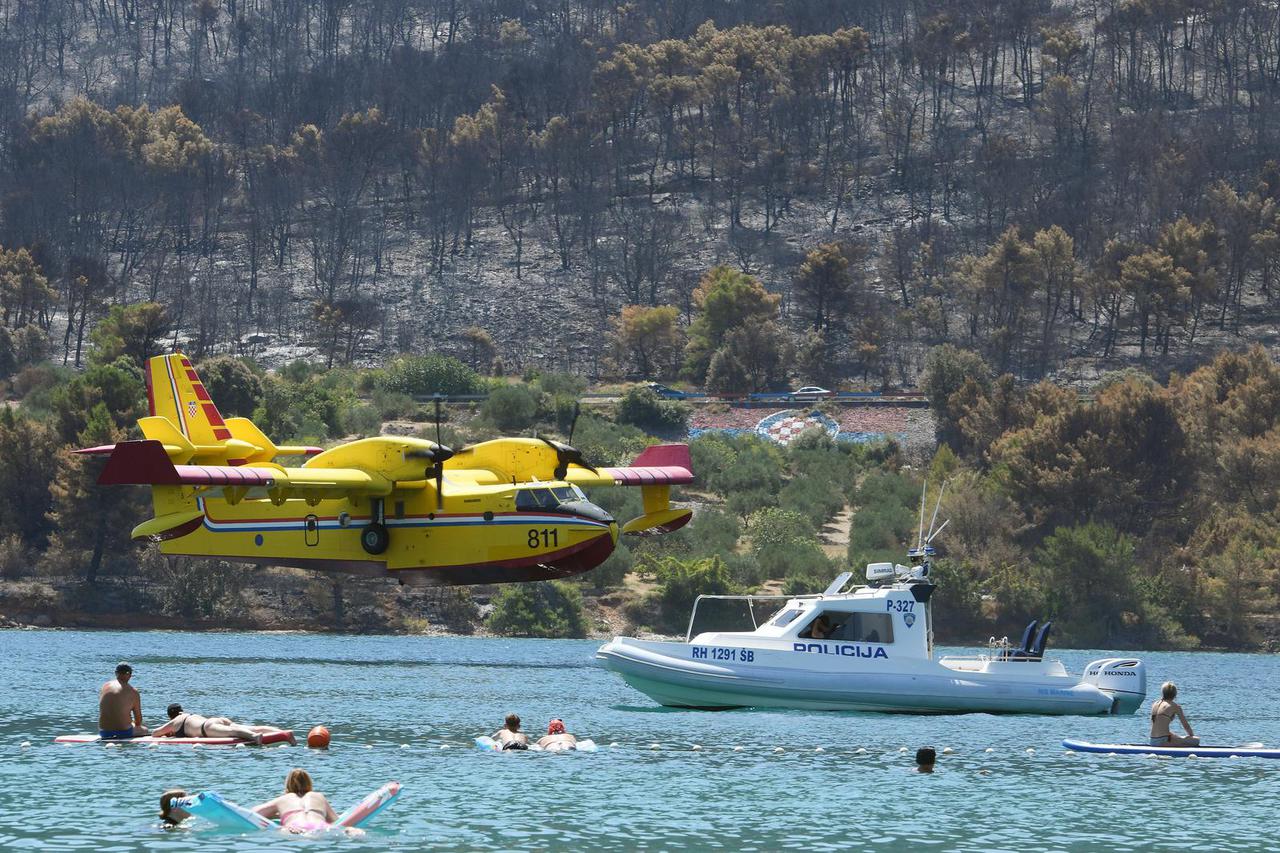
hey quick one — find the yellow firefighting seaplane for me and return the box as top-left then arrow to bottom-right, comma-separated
77,354 -> 692,585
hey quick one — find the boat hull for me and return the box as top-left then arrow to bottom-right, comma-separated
597,638 -> 1120,715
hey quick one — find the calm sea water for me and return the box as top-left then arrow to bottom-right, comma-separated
0,630 -> 1276,851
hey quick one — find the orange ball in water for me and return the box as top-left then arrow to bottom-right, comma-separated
307,726 -> 331,749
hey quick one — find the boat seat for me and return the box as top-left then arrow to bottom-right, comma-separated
1005,620 -> 1053,661
1028,621 -> 1052,660
1001,619 -> 1037,660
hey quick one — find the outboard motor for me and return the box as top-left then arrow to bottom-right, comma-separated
1080,658 -> 1147,715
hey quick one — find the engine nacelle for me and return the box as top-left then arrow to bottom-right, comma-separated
1080,658 -> 1147,715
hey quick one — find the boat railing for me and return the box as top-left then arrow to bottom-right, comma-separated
685,593 -> 816,643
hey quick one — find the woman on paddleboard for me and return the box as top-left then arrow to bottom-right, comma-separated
152,703 -> 296,745
1150,682 -> 1199,747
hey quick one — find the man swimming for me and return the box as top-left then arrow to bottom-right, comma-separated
152,703 -> 297,745
1150,682 -> 1199,747
536,718 -> 579,752
98,662 -> 148,740
491,713 -> 530,750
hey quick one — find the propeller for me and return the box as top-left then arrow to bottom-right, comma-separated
406,396 -> 454,509
536,402 -> 596,480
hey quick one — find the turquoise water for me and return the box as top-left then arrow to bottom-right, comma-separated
0,631 -> 1276,851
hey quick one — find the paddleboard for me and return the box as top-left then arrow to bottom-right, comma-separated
175,782 -> 399,833
474,736 -> 597,752
1063,738 -> 1280,759
54,730 -> 294,746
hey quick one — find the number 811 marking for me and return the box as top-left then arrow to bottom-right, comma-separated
528,528 -> 560,549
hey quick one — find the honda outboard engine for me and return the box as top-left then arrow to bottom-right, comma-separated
1080,658 -> 1147,715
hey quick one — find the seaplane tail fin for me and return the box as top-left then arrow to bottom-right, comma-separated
144,355 -> 322,463
145,354 -> 231,446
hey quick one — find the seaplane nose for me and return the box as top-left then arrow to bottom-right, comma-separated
560,499 -> 614,526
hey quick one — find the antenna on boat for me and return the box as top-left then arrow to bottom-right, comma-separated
916,481 -> 928,550
926,480 -> 946,542
908,478 -> 949,575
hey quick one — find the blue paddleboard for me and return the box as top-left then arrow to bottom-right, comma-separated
1063,739 -> 1280,759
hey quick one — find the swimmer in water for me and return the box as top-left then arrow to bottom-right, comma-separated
159,789 -> 191,826
98,662 -> 148,740
152,703 -> 297,745
536,718 -> 579,752
1150,682 -> 1199,747
253,769 -> 341,834
914,747 -> 937,773
492,713 -> 530,750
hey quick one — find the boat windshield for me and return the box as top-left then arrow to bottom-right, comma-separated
799,611 -> 894,644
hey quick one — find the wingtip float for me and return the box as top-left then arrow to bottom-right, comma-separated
82,354 -> 693,586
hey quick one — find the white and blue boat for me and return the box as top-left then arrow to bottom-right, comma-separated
597,567 -> 1145,714
598,488 -> 1147,716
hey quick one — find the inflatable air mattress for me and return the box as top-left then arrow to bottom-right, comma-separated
175,782 -> 399,833
54,730 -> 294,746
474,736 -> 597,752
1063,738 -> 1280,759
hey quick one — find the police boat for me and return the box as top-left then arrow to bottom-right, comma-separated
597,487 -> 1146,715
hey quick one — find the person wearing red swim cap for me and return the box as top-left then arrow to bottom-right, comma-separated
536,718 -> 578,751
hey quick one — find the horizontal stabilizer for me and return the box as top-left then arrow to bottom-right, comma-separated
138,416 -> 198,462
225,416 -> 322,461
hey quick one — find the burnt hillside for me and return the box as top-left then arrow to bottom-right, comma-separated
2,0 -> 1280,384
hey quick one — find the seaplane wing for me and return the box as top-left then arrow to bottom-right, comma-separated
85,439 -> 396,496
563,444 -> 694,488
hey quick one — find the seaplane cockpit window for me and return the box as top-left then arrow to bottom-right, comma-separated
800,611 -> 894,644
551,487 -> 577,503
515,488 -> 559,511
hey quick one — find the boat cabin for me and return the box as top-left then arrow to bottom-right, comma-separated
687,563 -> 936,660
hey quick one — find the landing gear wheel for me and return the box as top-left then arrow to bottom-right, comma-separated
361,523 -> 390,555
